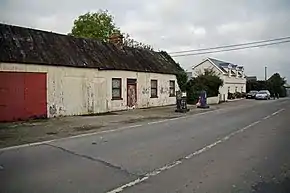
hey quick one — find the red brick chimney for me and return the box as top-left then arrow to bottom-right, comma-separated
109,31 -> 124,49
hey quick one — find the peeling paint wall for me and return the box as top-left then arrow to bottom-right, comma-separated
98,70 -> 178,110
1,63 -> 178,117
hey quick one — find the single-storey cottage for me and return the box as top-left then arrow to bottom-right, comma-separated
0,24 -> 182,122
192,58 -> 246,101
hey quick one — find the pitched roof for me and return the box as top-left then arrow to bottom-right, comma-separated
208,58 -> 241,73
284,83 -> 290,88
0,23 -> 182,75
192,58 -> 226,74
230,70 -> 236,76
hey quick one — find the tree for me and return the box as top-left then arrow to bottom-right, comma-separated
70,10 -> 118,41
176,71 -> 188,92
186,69 -> 223,104
123,33 -> 153,50
70,10 -> 153,50
267,73 -> 286,97
158,51 -> 188,91
246,80 -> 268,92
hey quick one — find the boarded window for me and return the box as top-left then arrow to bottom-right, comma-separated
112,78 -> 122,99
169,80 -> 175,97
151,80 -> 158,98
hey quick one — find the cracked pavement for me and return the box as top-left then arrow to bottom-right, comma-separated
1,98 -> 290,193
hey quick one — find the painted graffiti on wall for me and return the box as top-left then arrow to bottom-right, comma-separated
142,87 -> 150,95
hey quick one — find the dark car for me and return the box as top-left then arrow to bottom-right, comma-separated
246,90 -> 258,99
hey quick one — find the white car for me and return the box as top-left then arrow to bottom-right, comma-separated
255,90 -> 271,100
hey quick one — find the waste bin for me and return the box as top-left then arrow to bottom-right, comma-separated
196,90 -> 209,108
175,91 -> 189,113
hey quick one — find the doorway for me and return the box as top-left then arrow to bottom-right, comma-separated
0,72 -> 47,122
127,79 -> 137,107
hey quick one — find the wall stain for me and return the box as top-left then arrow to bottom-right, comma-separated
142,87 -> 149,94
87,84 -> 94,113
160,87 -> 169,94
49,104 -> 57,116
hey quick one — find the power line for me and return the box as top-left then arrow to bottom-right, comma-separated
169,36 -> 290,54
171,40 -> 290,57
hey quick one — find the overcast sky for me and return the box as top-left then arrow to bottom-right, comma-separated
1,0 -> 289,81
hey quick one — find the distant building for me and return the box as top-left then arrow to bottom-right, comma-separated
192,58 -> 246,101
284,83 -> 290,97
186,71 -> 192,81
0,24 -> 181,122
246,76 -> 257,81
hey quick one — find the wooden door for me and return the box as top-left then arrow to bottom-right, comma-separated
0,72 -> 47,122
127,79 -> 137,107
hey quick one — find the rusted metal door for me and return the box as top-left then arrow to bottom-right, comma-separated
127,79 -> 137,107
0,72 -> 47,122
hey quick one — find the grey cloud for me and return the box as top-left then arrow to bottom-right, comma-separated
0,0 -> 289,81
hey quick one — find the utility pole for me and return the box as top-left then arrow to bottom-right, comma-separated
265,66 -> 267,81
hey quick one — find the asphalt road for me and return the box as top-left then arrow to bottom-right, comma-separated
1,98 -> 290,193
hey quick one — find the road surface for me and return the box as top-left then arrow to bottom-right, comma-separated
1,99 -> 290,193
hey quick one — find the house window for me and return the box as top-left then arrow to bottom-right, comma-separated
112,78 -> 122,100
228,86 -> 230,93
151,80 -> 158,98
169,80 -> 175,97
235,86 -> 238,92
241,86 -> 243,92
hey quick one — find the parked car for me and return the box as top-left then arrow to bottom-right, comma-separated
246,90 -> 258,99
255,90 -> 271,100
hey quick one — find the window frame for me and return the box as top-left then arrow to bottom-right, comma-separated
169,80 -> 176,97
151,79 -> 158,98
112,78 -> 122,100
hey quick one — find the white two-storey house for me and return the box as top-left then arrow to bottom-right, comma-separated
192,58 -> 246,101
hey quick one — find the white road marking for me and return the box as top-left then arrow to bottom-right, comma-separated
168,116 -> 186,121
148,120 -> 168,125
119,125 -> 142,130
0,124 -> 142,152
0,109 -> 222,152
106,110 -> 284,193
272,109 -> 285,116
263,115 -> 271,120
0,107 -> 284,153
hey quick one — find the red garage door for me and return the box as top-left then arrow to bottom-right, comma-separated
0,72 -> 47,122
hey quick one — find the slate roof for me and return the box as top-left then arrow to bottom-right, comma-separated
208,58 -> 242,74
246,76 -> 257,81
0,23 -> 182,75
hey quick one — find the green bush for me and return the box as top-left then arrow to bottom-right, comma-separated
228,92 -> 234,99
186,69 -> 223,104
235,92 -> 242,98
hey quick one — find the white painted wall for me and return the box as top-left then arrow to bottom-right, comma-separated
207,95 -> 220,105
192,60 -> 223,77
0,63 -> 179,117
